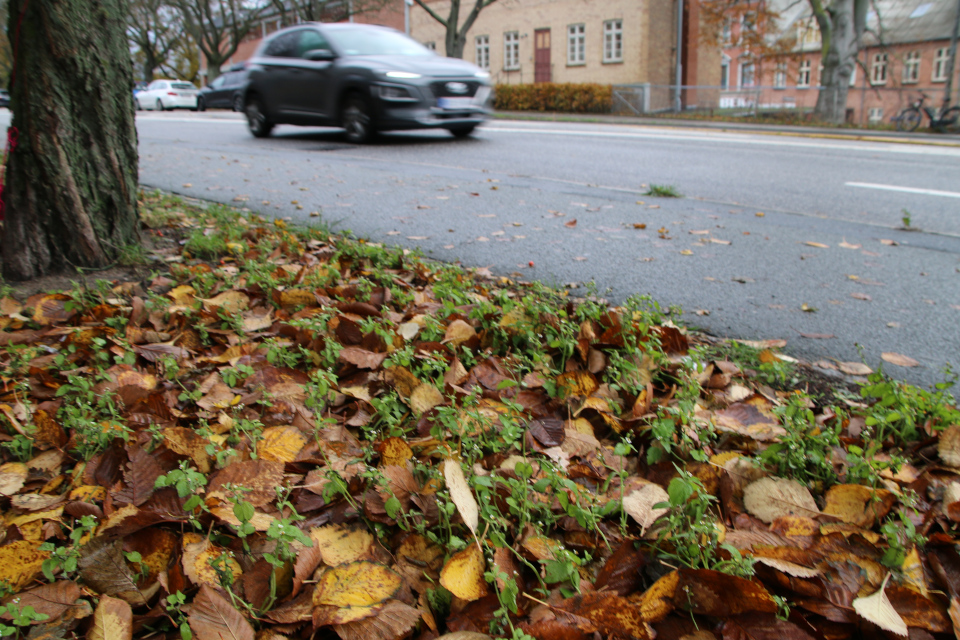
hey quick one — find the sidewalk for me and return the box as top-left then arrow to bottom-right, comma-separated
493,109 -> 960,146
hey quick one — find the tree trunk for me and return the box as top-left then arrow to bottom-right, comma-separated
2,0 -> 140,281
812,0 -> 865,124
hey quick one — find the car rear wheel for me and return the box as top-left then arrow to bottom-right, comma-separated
155,98 -> 165,112
341,94 -> 375,144
447,125 -> 476,138
232,95 -> 243,112
197,96 -> 206,112
245,97 -> 274,138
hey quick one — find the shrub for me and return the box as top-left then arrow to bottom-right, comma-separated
494,83 -> 613,114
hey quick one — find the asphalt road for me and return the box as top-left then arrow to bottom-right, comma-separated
6,110 -> 959,389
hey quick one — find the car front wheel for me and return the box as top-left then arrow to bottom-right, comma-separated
447,125 -> 476,138
341,94 -> 375,144
155,98 -> 165,112
233,95 -> 243,112
246,97 -> 274,138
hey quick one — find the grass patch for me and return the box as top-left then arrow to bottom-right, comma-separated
644,183 -> 682,198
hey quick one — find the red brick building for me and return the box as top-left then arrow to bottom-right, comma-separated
719,0 -> 960,125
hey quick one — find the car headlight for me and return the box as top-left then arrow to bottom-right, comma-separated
385,71 -> 421,79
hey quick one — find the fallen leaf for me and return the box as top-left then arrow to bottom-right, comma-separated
310,524 -> 374,566
838,362 -> 873,376
804,242 -> 829,248
440,545 -> 488,601
313,561 -> 402,613
444,458 -> 478,534
839,241 -> 862,249
852,575 -> 908,637
88,595 -> 132,640
565,219 -> 578,228
800,333 -> 836,339
188,584 -> 255,640
822,484 -> 895,527
881,352 -> 920,367
743,477 -> 820,523
622,483 -> 670,535
851,292 -> 872,301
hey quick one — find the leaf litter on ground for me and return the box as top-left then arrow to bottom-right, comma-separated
0,190 -> 958,640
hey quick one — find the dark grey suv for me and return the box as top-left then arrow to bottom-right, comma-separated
243,23 -> 493,143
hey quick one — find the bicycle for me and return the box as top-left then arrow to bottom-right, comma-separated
895,92 -> 960,132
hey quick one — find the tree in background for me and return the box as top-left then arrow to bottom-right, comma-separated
173,0 -> 269,84
161,31 -> 202,83
0,0 -> 10,87
128,0 -> 183,82
702,0 -> 867,125
267,0 -> 390,24
1,0 -> 139,280
412,0 -> 498,59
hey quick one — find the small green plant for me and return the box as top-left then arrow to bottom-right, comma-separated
900,208 -> 912,229
880,507 -> 926,569
0,599 -> 50,637
164,591 -> 193,640
644,184 -> 682,198
155,461 -> 209,527
39,515 -> 98,581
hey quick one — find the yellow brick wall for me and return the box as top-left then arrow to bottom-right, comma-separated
410,0 -> 675,86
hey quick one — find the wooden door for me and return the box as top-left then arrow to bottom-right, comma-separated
534,28 -> 551,83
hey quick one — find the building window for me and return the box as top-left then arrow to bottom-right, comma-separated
933,48 -> 948,81
424,41 -> 436,51
739,11 -> 756,44
797,60 -> 811,87
720,56 -> 730,89
740,62 -> 755,87
868,107 -> 884,123
773,62 -> 787,88
871,52 -> 888,85
475,35 -> 489,70
603,19 -> 622,63
722,18 -> 731,45
903,50 -> 920,83
567,24 -> 585,65
504,31 -> 520,70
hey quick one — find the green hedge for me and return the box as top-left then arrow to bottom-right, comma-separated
494,83 -> 613,113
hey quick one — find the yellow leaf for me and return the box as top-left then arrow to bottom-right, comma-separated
442,319 -> 476,348
182,536 -> 242,589
409,383 -> 444,416
313,561 -> 402,609
88,595 -> 133,640
309,524 -> 374,566
440,545 -> 488,601
200,290 -> 250,314
0,540 -> 50,591
167,285 -> 196,306
443,458 -> 478,535
853,575 -> 908,637
0,462 -> 28,496
822,484 -> 895,528
257,426 -> 307,463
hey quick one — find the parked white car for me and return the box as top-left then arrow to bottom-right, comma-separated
135,80 -> 199,111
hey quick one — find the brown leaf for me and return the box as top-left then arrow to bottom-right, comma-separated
88,595 -> 132,640
743,477 -> 820,523
78,537 -> 149,605
528,418 -> 565,447
622,483 -> 670,535
720,613 -> 815,640
594,542 -> 648,596
113,445 -> 161,507
800,333 -> 836,339
2,581 -> 80,623
822,484 -> 895,528
838,362 -> 873,376
881,352 -> 920,367
188,584 -> 255,640
207,459 -> 284,507
564,219 -> 578,228
559,592 -> 653,640
339,347 -> 388,370
334,599 -> 422,640
715,400 -> 786,442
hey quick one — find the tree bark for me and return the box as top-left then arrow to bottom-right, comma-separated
2,0 -> 140,281
811,0 -> 865,124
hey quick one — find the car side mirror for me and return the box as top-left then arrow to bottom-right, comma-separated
304,49 -> 336,62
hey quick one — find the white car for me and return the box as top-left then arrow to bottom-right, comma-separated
135,80 -> 199,111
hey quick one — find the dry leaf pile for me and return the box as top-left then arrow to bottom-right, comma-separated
1,194 -> 959,640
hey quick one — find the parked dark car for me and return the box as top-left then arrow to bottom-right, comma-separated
198,67 -> 248,111
0,89 -> 10,108
243,22 -> 493,143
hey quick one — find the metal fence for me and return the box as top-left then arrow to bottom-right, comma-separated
612,83 -> 958,127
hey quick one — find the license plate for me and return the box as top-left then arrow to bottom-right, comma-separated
438,97 -> 473,110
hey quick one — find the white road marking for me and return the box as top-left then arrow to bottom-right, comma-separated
845,181 -> 960,198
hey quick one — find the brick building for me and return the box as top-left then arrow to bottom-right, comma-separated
407,0 -> 721,95
719,0 -> 960,125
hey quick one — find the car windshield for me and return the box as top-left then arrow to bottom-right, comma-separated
325,27 -> 433,57
171,82 -> 195,90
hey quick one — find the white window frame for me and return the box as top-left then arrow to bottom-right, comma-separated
475,35 -> 490,70
504,31 -> 520,70
603,19 -> 622,63
567,24 -> 585,65
933,47 -> 948,81
903,50 -> 920,83
867,107 -> 884,123
797,60 -> 811,87
720,54 -> 730,89
774,62 -> 787,88
740,61 -> 755,87
870,52 -> 888,85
